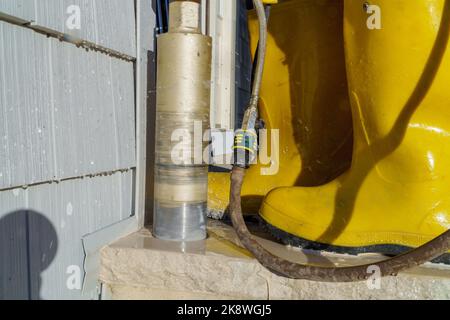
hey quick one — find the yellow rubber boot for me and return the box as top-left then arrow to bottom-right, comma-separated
260,0 -> 450,260
208,0 -> 353,216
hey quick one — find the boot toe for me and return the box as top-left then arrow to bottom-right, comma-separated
260,184 -> 338,243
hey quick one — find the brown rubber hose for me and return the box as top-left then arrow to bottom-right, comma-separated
230,166 -> 450,282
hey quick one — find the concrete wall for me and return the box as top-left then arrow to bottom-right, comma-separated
0,1 -> 154,300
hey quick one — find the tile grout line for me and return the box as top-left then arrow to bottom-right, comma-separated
0,14 -> 136,62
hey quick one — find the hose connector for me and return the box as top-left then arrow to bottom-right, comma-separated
233,128 -> 258,168
233,98 -> 259,168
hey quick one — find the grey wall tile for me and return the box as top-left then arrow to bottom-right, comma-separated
0,21 -> 136,190
0,170 -> 134,300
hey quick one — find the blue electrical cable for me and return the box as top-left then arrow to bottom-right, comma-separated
156,0 -> 164,34
164,0 -> 170,33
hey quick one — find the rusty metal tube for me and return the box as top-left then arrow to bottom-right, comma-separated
153,0 -> 212,241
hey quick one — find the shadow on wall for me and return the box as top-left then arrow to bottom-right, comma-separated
145,49 -> 157,227
0,210 -> 58,300
144,0 -> 158,227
